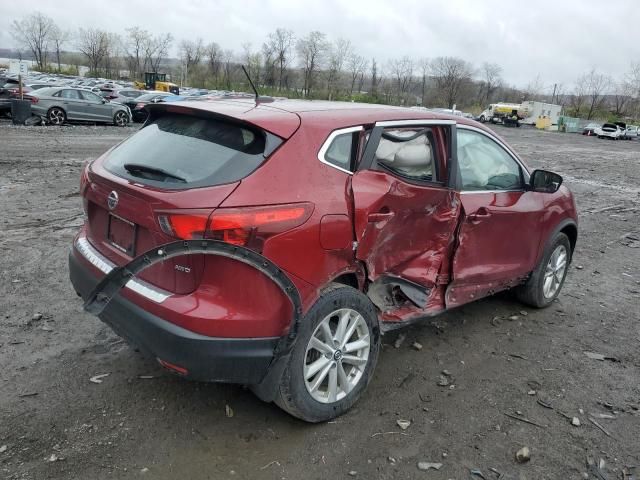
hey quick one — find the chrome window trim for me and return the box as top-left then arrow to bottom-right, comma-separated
375,119 -> 456,127
376,118 -> 456,128
459,189 -> 524,195
317,126 -> 364,175
76,236 -> 171,303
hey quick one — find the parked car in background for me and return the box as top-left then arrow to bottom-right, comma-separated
0,80 -> 33,116
27,87 -> 131,126
99,88 -> 146,104
126,92 -> 176,122
595,123 -> 624,140
622,125 -> 639,140
27,83 -> 59,91
582,123 -> 600,136
70,99 -> 578,422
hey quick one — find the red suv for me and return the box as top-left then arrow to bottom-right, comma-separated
69,99 -> 578,422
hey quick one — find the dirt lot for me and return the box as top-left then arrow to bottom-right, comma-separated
0,120 -> 639,480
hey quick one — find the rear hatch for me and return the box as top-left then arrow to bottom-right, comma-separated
82,105 -> 299,294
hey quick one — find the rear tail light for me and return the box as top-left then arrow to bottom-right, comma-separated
28,96 -> 38,104
157,203 -> 314,252
158,212 -> 209,239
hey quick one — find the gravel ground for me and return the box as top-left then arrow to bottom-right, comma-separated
0,120 -> 639,480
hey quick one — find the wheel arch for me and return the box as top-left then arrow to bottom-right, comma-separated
542,218 -> 578,264
47,105 -> 66,116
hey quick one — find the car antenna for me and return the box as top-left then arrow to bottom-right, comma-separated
241,65 -> 274,104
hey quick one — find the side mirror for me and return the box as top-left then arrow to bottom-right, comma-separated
529,169 -> 563,193
101,99 -> 107,103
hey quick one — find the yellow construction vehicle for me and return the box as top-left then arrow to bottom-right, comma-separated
134,72 -> 179,94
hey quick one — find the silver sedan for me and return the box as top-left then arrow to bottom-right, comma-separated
28,87 -> 131,126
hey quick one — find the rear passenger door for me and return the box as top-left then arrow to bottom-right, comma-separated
349,120 -> 461,313
58,89 -> 85,119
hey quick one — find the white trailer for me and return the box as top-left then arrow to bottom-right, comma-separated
521,101 -> 562,125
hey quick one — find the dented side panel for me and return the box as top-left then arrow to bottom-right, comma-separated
351,169 -> 462,319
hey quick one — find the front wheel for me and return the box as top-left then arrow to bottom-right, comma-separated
113,111 -> 129,127
275,284 -> 380,422
516,232 -> 571,308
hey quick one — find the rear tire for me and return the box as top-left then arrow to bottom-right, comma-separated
275,284 -> 380,422
516,232 -> 571,308
47,107 -> 66,126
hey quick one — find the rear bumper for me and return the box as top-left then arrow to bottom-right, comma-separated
69,249 -> 280,384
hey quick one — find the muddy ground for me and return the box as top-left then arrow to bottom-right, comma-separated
0,120 -> 638,480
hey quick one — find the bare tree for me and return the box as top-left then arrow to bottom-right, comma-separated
242,43 -> 262,85
49,25 -> 70,72
148,33 -> 173,74
628,62 -> 640,98
296,31 -> 328,97
326,38 -> 351,98
418,58 -> 429,106
125,27 -> 151,81
221,49 -> 235,89
261,41 -> 277,88
266,28 -> 295,91
347,52 -> 366,96
102,33 -> 123,78
430,57 -> 474,108
570,75 -> 588,117
205,41 -> 222,86
370,58 -> 378,97
611,80 -> 632,117
388,56 -> 414,103
552,83 -> 567,108
524,74 -> 544,100
480,62 -> 502,104
77,28 -> 109,76
179,38 -> 204,83
583,69 -> 610,120
10,12 -> 55,69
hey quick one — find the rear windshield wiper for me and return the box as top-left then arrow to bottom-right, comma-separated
123,163 -> 186,183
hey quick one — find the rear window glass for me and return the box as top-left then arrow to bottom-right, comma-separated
324,133 -> 355,172
103,113 -> 278,189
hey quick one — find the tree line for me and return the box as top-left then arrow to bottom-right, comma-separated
8,12 -> 640,119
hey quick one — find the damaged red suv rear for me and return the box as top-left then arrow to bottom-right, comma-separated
69,99 -> 577,422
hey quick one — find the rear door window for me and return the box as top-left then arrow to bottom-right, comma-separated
375,128 -> 437,182
103,113 -> 280,189
61,89 -> 81,99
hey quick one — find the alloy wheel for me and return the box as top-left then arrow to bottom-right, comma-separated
303,308 -> 371,404
48,108 -> 65,125
114,111 -> 128,127
543,244 -> 567,299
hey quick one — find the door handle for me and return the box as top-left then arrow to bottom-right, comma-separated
368,212 -> 394,223
468,207 -> 491,223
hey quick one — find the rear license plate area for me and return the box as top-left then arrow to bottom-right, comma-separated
107,213 -> 137,256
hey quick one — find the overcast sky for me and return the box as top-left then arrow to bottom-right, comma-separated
3,0 -> 639,90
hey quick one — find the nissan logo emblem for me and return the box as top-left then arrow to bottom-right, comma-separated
107,191 -> 119,210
